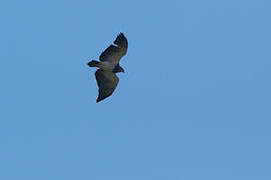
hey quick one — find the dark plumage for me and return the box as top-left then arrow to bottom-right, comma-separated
87,33 -> 128,102
95,69 -> 119,102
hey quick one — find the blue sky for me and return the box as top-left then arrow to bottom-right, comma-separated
1,0 -> 271,179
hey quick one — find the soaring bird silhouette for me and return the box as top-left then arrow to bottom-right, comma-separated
87,33 -> 128,102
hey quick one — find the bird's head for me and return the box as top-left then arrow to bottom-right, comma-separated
113,65 -> 125,73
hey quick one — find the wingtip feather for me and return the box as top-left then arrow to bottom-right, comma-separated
114,33 -> 128,48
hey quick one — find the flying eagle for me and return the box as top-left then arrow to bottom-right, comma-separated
87,33 -> 128,102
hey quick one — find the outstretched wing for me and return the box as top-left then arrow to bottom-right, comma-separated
99,33 -> 128,65
95,69 -> 119,102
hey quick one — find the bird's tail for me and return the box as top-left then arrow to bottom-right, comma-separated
87,60 -> 100,67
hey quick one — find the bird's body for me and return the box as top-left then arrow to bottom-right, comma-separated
91,61 -> 116,71
87,33 -> 128,102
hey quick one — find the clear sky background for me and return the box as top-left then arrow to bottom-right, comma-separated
1,0 -> 271,179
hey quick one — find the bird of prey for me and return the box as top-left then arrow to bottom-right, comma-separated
87,33 -> 128,103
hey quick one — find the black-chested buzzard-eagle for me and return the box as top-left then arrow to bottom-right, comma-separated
87,33 -> 128,103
